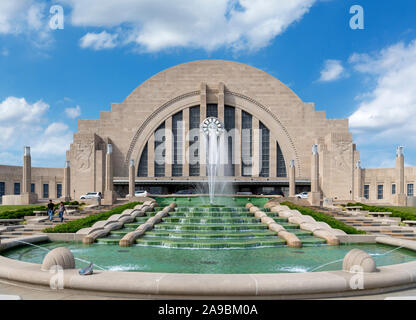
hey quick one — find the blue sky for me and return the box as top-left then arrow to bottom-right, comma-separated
0,0 -> 415,169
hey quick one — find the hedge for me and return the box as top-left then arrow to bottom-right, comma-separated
0,201 -> 85,220
43,202 -> 141,233
281,201 -> 366,234
0,206 -> 46,220
345,202 -> 416,221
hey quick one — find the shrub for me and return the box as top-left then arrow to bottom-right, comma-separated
281,201 -> 366,234
43,202 -> 141,233
346,202 -> 416,221
0,206 -> 46,220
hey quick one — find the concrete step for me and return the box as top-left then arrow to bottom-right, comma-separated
1,231 -> 37,236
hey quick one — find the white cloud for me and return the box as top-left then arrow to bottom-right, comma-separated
349,40 -> 416,166
318,59 -> 345,82
0,97 -> 49,124
79,31 -> 118,50
65,0 -> 316,52
0,96 -> 73,167
0,0 -> 52,47
64,105 -> 81,119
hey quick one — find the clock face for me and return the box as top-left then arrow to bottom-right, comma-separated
200,117 -> 225,136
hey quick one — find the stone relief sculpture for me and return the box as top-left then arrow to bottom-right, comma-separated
74,142 -> 94,172
333,141 -> 351,170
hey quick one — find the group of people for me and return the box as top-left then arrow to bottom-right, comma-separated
47,200 -> 67,222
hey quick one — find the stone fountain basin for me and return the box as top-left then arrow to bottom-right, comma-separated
0,235 -> 416,299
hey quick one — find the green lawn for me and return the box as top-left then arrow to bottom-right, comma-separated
0,205 -> 43,214
43,202 -> 141,233
281,201 -> 366,234
385,207 -> 416,215
346,203 -> 416,221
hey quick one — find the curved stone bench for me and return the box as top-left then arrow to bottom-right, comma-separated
80,201 -> 157,244
246,204 -> 302,248
119,203 -> 177,247
268,204 -> 343,245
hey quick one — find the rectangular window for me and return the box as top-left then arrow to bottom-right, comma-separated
408,184 -> 414,197
43,184 -> 49,199
392,184 -> 396,195
206,104 -> 218,118
57,184 -> 62,198
31,183 -> 35,193
14,182 -> 20,195
189,106 -> 200,176
224,105 -> 235,177
277,142 -> 287,177
154,122 -> 165,177
138,143 -> 148,177
377,185 -> 384,200
172,111 -> 183,177
0,182 -> 5,197
259,122 -> 269,177
364,185 -> 369,199
241,111 -> 252,177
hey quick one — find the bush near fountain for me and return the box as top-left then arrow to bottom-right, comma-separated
281,202 -> 365,234
345,202 -> 416,221
0,205 -> 45,220
43,202 -> 141,233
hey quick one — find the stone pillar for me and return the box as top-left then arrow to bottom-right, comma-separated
289,160 -> 296,197
394,146 -> 407,206
269,135 -> 277,178
103,144 -> 116,205
165,117 -> 173,177
354,160 -> 363,201
252,118 -> 260,177
62,160 -> 71,201
218,82 -> 225,123
19,146 -> 37,204
234,108 -> 242,177
182,108 -> 190,177
199,83 -> 207,177
22,146 -> 31,194
148,134 -> 155,177
308,144 -> 321,206
128,160 -> 135,198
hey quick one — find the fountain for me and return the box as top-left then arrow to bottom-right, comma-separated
200,117 -> 225,204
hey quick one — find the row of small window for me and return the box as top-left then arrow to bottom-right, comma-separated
363,183 -> 414,200
0,182 -> 62,199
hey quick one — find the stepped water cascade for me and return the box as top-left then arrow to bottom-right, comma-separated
201,117 -> 225,204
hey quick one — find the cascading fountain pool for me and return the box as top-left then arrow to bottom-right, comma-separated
200,117 -> 225,204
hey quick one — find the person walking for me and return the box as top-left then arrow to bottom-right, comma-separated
57,202 -> 67,223
47,200 -> 54,221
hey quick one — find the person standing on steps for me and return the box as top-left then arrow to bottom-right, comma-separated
57,202 -> 67,223
47,200 -> 54,221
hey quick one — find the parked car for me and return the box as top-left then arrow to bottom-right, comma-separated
80,192 -> 102,200
134,190 -> 148,197
295,192 -> 308,199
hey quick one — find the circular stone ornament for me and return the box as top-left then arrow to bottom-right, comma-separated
200,117 -> 225,137
41,247 -> 75,271
342,249 -> 377,273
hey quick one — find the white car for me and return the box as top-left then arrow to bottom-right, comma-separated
134,190 -> 148,197
80,192 -> 102,200
295,192 -> 308,199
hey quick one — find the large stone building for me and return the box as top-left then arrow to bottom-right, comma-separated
0,60 -> 415,205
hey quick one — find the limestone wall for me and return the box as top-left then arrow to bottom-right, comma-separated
0,165 -> 63,201
68,60 -> 353,199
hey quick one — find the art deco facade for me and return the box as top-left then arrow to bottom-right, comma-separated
0,60 -> 415,205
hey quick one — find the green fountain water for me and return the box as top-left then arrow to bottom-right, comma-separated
97,197 -> 326,248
